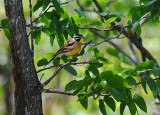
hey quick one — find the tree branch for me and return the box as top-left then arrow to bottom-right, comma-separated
90,29 -> 139,65
41,89 -> 111,96
92,0 -> 157,63
31,0 -> 73,24
42,41 -> 92,87
42,34 -> 123,87
37,62 -> 98,73
77,0 -> 97,12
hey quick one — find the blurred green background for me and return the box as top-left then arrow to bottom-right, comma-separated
0,0 -> 160,115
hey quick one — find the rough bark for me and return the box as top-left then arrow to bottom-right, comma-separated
4,0 -> 43,114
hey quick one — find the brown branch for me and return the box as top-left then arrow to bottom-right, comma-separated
31,0 -> 73,24
41,89 -> 111,96
90,29 -> 139,65
77,0 -> 97,12
37,62 -> 98,73
42,34 -> 123,87
42,41 -> 92,87
92,0 -> 157,63
80,26 -> 115,31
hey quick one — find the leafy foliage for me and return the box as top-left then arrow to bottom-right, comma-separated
1,0 -> 160,115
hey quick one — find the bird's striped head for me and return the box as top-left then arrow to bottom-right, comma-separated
73,34 -> 85,41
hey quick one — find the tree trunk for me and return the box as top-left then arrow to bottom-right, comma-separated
4,0 -> 43,114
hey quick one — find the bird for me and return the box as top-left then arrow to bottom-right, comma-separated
44,34 -> 85,67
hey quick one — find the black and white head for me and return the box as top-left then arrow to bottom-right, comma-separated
73,34 -> 85,41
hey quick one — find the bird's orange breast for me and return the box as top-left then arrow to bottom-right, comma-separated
68,39 -> 83,56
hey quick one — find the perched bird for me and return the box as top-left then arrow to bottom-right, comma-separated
44,34 -> 85,67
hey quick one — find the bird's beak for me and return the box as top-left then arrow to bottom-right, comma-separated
82,36 -> 85,39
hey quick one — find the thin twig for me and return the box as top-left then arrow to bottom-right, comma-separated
40,73 -> 44,81
128,41 -> 139,65
37,62 -> 98,73
90,29 -> 139,65
92,0 -> 157,63
77,0 -> 97,12
80,26 -> 115,31
31,0 -> 73,24
42,34 -> 123,87
29,0 -> 34,57
41,89 -> 111,96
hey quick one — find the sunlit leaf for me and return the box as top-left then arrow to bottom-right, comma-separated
106,17 -> 117,24
1,19 -> 11,41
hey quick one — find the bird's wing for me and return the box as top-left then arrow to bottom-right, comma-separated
55,39 -> 75,55
44,40 -> 75,68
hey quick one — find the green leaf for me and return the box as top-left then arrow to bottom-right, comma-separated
65,80 -> 77,92
92,63 -> 103,68
76,77 -> 93,88
71,17 -> 79,34
61,18 -> 69,32
135,60 -> 154,72
53,57 -> 60,65
153,66 -> 160,76
64,65 -> 77,76
72,88 -> 84,95
128,6 -> 139,18
93,48 -> 104,57
141,77 -> 148,94
74,9 -> 86,17
147,77 -> 157,98
1,19 -> 11,41
133,22 -> 141,38
126,77 -> 137,90
33,0 -> 44,12
79,95 -> 88,110
43,0 -> 51,11
88,65 -> 99,76
99,12 -> 107,16
33,29 -> 41,45
50,34 -> 55,46
157,80 -> 160,90
108,87 -> 122,102
104,96 -> 116,112
127,102 -> 137,115
132,6 -> 146,23
63,30 -> 68,40
99,99 -> 107,115
37,59 -> 48,67
101,71 -> 124,88
133,93 -> 147,113
106,17 -> 117,24
71,15 -> 87,25
97,57 -> 112,64
52,0 -> 64,14
120,101 -> 126,115
49,17 -> 64,47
